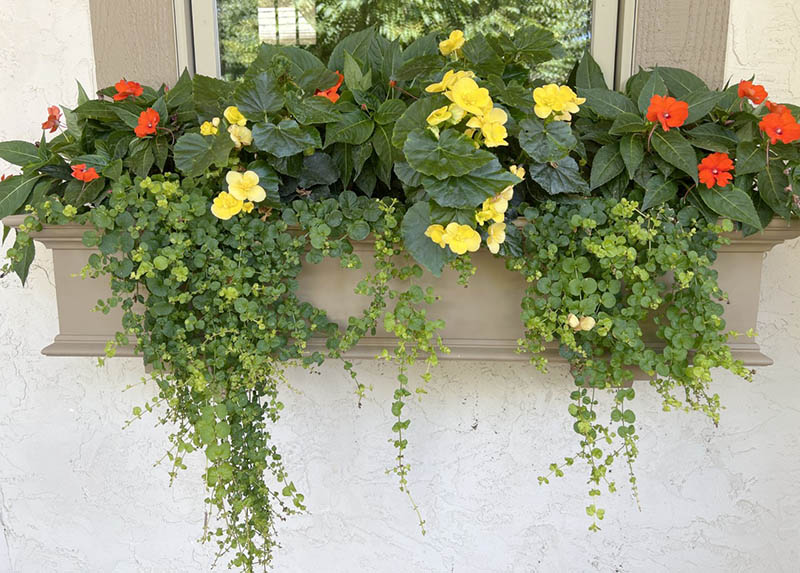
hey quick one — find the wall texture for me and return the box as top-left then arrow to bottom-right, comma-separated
1,1 -> 800,572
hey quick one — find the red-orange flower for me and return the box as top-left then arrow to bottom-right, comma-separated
698,152 -> 734,189
314,71 -> 344,103
646,95 -> 689,131
41,105 -> 61,132
759,110 -> 800,144
765,101 -> 789,114
738,80 -> 768,105
113,79 -> 144,101
134,108 -> 160,138
71,164 -> 100,182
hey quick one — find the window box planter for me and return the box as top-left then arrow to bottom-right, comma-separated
5,214 -> 799,366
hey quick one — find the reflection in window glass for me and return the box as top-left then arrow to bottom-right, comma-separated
217,0 -> 592,82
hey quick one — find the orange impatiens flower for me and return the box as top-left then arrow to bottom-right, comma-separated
314,71 -> 344,103
646,95 -> 689,132
738,80 -> 768,105
698,153 -> 734,189
134,108 -> 160,138
71,164 -> 100,183
113,79 -> 144,101
765,101 -> 789,115
41,105 -> 61,133
759,109 -> 800,144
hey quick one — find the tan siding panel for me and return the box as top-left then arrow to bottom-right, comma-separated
634,0 -> 730,88
89,0 -> 178,89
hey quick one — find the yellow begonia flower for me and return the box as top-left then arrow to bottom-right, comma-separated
476,178 -> 515,225
486,222 -> 506,254
425,70 -> 475,94
466,107 -> 509,147
211,191 -> 243,220
200,117 -> 220,136
226,170 -> 266,202
242,201 -> 255,213
228,124 -> 253,149
510,165 -> 526,180
223,106 -> 247,126
448,77 -> 493,117
442,222 -> 481,255
426,106 -> 452,126
533,84 -> 586,120
439,30 -> 465,56
568,313 -> 596,332
425,224 -> 447,248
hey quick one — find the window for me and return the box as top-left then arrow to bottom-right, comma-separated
178,0 -> 636,88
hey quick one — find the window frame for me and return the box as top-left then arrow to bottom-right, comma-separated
177,0 -> 637,89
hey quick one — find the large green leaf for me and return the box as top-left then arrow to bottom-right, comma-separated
343,52 -> 372,92
463,34 -> 504,77
403,129 -> 493,180
619,134 -> 644,178
392,95 -> 447,148
686,124 -> 738,153
698,186 -> 763,228
192,75 -> 235,122
394,55 -> 442,83
579,88 -> 637,119
735,141 -> 766,175
328,27 -> 376,72
651,129 -> 698,181
252,120 -> 321,157
575,51 -> 608,90
590,143 -> 625,189
641,174 -> 678,210
400,201 -> 454,276
0,141 -> 40,166
297,152 -> 339,188
73,100 -> 117,122
371,123 -> 396,185
421,159 -> 520,208
374,100 -> 406,125
518,118 -> 576,162
285,94 -> 341,124
685,89 -> 724,124
511,25 -> 562,65
757,164 -> 791,219
12,236 -> 35,285
637,70 -> 668,114
234,72 -> 285,120
324,110 -> 374,147
174,131 -> 234,177
609,113 -> 648,135
0,174 -> 43,219
658,67 -> 708,99
529,157 -> 589,195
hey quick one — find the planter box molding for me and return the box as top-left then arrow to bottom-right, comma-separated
4,215 -> 800,365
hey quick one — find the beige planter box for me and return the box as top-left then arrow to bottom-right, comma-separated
4,214 -> 800,366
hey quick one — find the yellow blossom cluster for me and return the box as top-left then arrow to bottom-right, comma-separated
211,170 -> 265,220
424,65 -> 508,147
424,222 -> 481,255
201,106 -> 253,149
533,84 -> 586,122
425,165 -> 524,256
567,313 -> 596,332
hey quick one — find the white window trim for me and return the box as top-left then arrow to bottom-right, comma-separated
179,0 -> 637,89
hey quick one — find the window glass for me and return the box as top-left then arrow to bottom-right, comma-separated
217,0 -> 592,81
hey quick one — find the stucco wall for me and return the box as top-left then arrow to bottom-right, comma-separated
1,1 -> 800,571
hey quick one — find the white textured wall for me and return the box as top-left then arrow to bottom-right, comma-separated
725,0 -> 800,102
1,1 -> 800,571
